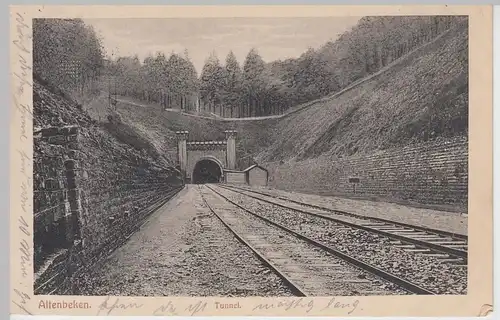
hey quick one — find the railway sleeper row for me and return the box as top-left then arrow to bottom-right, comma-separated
200,185 -> 434,296
223,184 -> 467,242
218,184 -> 467,265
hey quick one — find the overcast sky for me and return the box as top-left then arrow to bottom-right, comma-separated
84,17 -> 361,74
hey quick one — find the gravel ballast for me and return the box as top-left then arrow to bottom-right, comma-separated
213,185 -> 467,295
76,185 -> 293,296
230,185 -> 467,236
199,186 -> 407,296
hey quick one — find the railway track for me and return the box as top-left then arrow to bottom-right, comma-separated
199,185 -> 434,296
218,184 -> 468,264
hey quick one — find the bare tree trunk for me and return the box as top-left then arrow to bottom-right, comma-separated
246,99 -> 249,117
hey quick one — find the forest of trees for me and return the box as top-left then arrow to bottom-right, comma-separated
109,15 -> 466,118
33,18 -> 105,95
105,50 -> 199,111
33,16 -> 467,118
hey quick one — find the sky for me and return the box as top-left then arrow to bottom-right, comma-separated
84,17 -> 361,74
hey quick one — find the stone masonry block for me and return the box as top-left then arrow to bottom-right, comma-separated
64,160 -> 77,170
48,136 -> 67,145
66,176 -> 77,189
59,126 -> 79,135
66,134 -> 79,142
41,127 -> 60,137
66,143 -> 79,150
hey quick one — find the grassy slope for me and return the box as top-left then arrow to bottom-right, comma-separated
256,21 -> 468,163
97,96 -> 278,169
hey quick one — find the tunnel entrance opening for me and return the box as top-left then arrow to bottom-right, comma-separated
192,159 -> 223,184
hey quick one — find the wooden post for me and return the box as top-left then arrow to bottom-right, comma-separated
349,177 -> 360,194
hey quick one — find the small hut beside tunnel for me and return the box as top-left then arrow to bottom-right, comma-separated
244,164 -> 269,187
223,164 -> 269,186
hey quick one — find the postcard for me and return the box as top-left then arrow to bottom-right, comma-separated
10,4 -> 493,317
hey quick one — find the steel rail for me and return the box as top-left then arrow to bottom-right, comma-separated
206,185 -> 434,295
219,184 -> 467,261
223,184 -> 467,241
198,186 -> 308,297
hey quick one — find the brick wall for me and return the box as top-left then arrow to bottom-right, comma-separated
76,126 -> 182,269
265,136 -> 468,210
34,125 -> 183,295
33,126 -> 82,295
33,126 -> 81,271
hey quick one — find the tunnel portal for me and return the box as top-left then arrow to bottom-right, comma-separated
176,130 -> 237,183
192,159 -> 223,184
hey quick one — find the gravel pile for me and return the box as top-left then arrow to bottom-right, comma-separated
201,187 -> 407,296
215,186 -> 467,295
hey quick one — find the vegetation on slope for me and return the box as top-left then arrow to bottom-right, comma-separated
100,17 -> 467,172
108,16 -> 466,118
256,19 -> 468,162
33,18 -> 104,97
33,16 -> 468,174
34,74 -> 172,168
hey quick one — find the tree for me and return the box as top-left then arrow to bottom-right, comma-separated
103,16 -> 467,118
165,52 -> 199,110
199,52 -> 225,114
223,51 -> 242,117
242,48 -> 266,117
33,18 -> 104,94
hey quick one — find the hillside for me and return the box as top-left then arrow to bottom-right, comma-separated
107,98 -> 278,169
33,75 -> 185,293
256,20 -> 468,163
33,75 -> 174,169
94,19 -> 468,211
106,20 -> 467,166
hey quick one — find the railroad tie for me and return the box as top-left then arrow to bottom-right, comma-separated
330,279 -> 371,284
393,244 -> 417,249
404,248 -> 431,253
417,253 -> 449,258
438,258 -> 465,263
359,290 -> 395,295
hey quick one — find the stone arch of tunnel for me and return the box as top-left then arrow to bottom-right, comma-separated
192,156 -> 224,184
175,130 -> 237,183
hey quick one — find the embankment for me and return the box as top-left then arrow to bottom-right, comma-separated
257,21 -> 469,212
33,76 -> 183,294
102,21 -> 468,211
